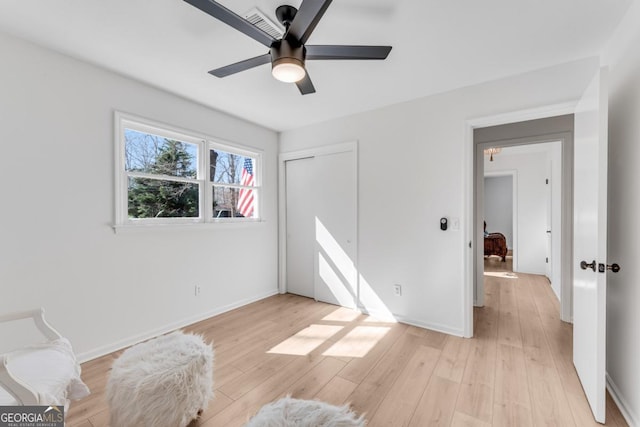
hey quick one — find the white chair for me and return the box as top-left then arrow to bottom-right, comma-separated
0,308 -> 90,410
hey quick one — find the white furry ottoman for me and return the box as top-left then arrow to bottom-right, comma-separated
106,331 -> 214,427
245,396 -> 365,427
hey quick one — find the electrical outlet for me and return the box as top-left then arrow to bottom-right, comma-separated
194,285 -> 201,296
393,284 -> 402,296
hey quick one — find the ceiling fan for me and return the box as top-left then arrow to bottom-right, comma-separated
184,0 -> 392,95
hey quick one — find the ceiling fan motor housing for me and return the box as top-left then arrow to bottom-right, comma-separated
271,39 -> 306,72
271,39 -> 307,67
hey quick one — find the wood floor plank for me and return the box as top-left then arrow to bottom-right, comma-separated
516,275 -> 557,367
451,410 -> 492,427
287,357 -> 347,400
456,381 -> 494,424
434,335 -> 472,383
313,376 -> 359,406
494,343 -> 531,410
346,331 -> 423,418
496,278 -> 523,349
367,344 -> 440,426
406,324 -> 449,350
213,364 -> 245,390
492,402 -> 533,427
337,321 -> 408,384
408,375 -> 459,427
525,358 -> 576,426
456,320 -> 497,423
476,280 -> 500,342
218,354 -> 292,400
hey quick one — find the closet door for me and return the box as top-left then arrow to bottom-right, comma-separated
313,151 -> 357,308
285,157 -> 315,298
285,148 -> 357,308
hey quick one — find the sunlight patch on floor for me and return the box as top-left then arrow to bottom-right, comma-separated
267,324 -> 343,356
322,326 -> 390,358
484,271 -> 519,279
322,307 -> 361,322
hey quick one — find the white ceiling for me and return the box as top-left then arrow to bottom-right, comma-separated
0,0 -> 632,131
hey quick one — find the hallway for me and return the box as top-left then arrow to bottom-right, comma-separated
479,256 -> 627,425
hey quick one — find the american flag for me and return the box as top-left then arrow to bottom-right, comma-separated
237,157 -> 254,217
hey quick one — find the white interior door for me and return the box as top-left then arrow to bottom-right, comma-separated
285,147 -> 357,308
285,157 -> 315,298
573,67 -> 608,424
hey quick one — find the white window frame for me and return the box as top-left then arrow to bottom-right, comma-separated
114,112 -> 262,228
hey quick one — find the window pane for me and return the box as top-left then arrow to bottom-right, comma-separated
213,186 -> 255,218
210,150 -> 255,186
125,129 -> 197,178
128,177 -> 199,218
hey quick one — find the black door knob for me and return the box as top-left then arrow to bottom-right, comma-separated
580,260 -> 596,272
607,263 -> 621,273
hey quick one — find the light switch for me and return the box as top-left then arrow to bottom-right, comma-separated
451,217 -> 460,230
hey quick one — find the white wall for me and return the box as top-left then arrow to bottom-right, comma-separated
484,175 -> 513,248
485,146 -> 551,275
603,1 -> 640,424
280,57 -> 598,335
0,32 -> 279,360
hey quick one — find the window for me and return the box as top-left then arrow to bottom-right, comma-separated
210,149 -> 257,219
115,113 -> 261,226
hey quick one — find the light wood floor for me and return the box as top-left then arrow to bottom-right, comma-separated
67,258 -> 628,426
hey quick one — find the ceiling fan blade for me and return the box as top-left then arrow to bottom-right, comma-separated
208,53 -> 271,77
306,45 -> 392,60
296,73 -> 316,95
287,0 -> 333,45
184,0 -> 276,47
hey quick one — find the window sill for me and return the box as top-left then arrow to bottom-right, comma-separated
112,220 -> 265,234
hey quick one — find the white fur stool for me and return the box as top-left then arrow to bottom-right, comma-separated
106,331 -> 214,427
245,396 -> 365,427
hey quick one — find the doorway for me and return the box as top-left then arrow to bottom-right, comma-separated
470,114 -> 574,323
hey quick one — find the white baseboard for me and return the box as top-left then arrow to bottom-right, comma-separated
393,314 -> 465,337
358,306 -> 465,338
607,372 -> 638,427
76,289 -> 278,363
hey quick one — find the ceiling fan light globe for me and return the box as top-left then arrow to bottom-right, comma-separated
272,60 -> 306,83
